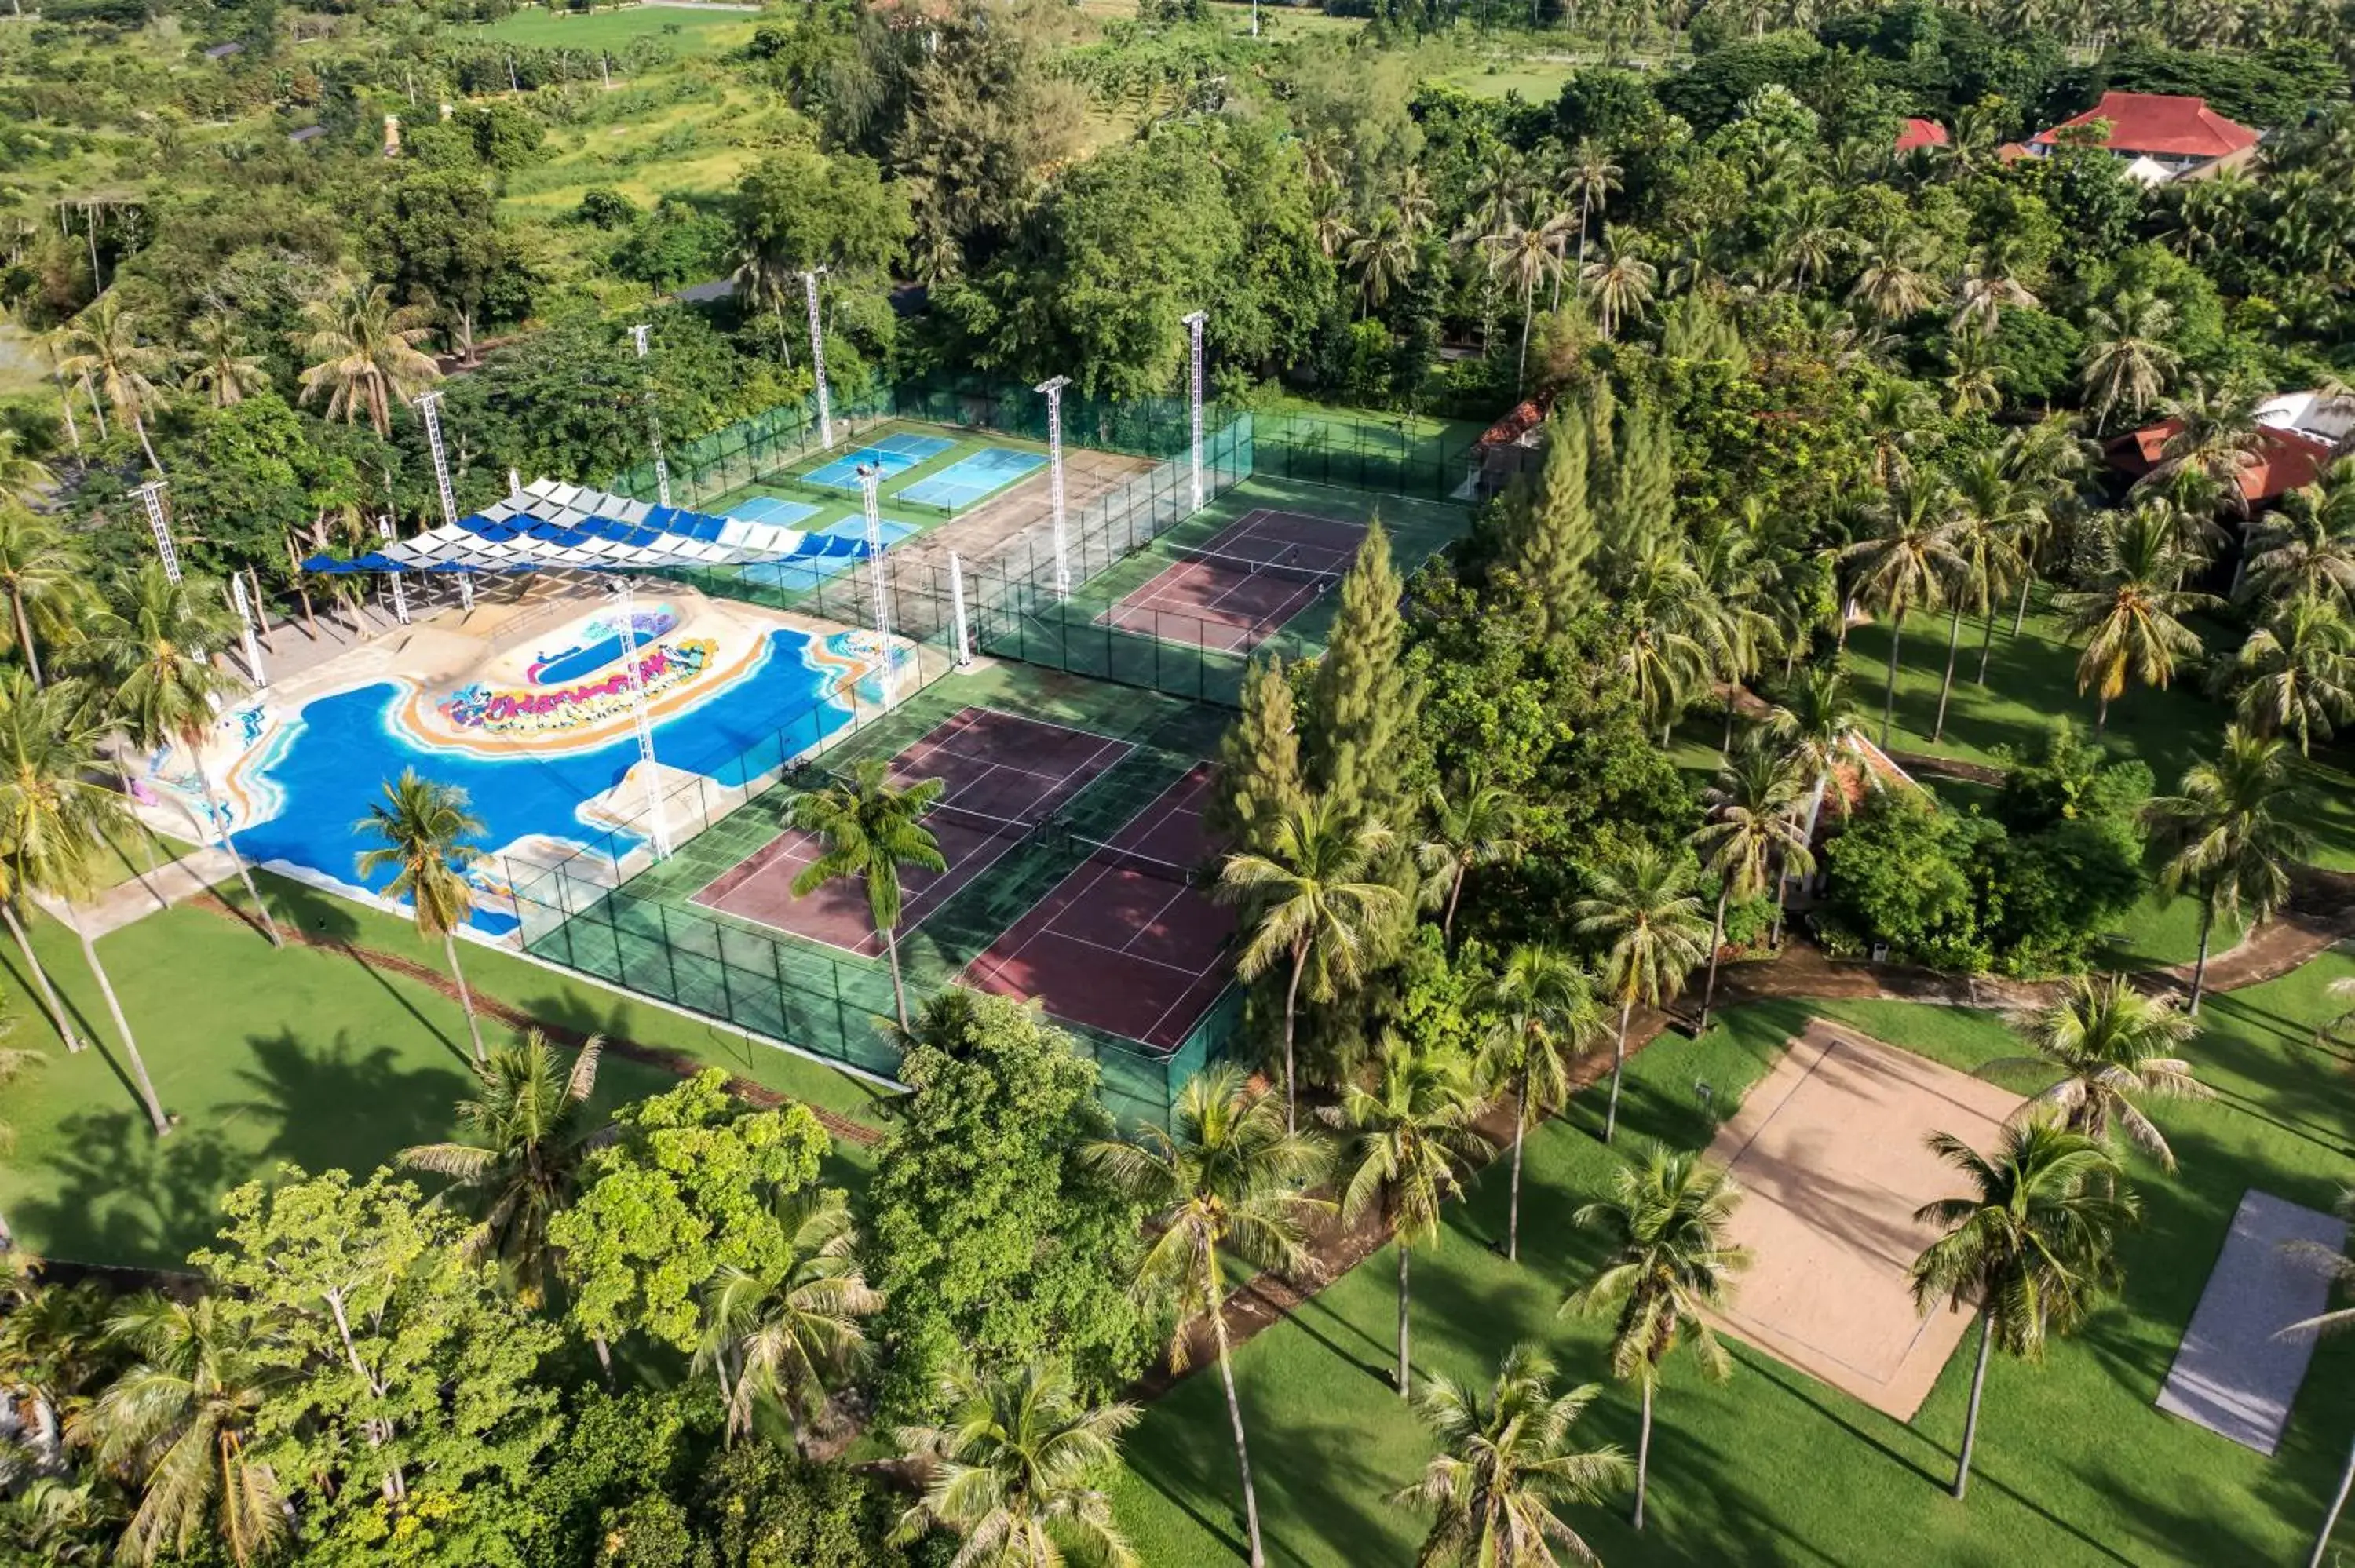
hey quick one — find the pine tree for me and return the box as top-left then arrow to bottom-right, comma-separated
1583,375 -> 1619,476
1211,655 -> 1309,855
1605,403 -> 1678,568
1309,520 -> 1417,824
1503,407 -> 1597,637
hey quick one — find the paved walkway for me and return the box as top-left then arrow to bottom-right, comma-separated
35,847 -> 243,938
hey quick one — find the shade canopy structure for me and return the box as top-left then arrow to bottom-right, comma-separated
299,480 -> 874,576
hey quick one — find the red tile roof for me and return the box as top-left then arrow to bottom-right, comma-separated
2031,92 -> 2258,161
1995,141 -> 2031,162
1477,399 -> 1547,451
2105,419 -> 2334,503
1894,118 -> 1948,154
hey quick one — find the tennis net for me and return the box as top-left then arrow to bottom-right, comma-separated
1057,830 -> 1209,888
1160,544 -> 1344,590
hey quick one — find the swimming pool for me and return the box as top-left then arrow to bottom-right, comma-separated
800,432 -> 955,491
228,628 -> 862,935
896,446 -> 1046,510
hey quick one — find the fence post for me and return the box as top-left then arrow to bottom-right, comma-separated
947,551 -> 974,666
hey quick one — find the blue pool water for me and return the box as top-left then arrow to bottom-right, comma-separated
528,609 -> 679,686
896,446 -> 1046,510
801,433 -> 955,490
233,629 -> 857,935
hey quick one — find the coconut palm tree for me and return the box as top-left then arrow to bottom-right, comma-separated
1768,184 -> 1852,293
1487,210 -> 1575,388
2054,504 -> 2215,735
892,1359 -> 1138,1568
785,757 -> 946,1033
1345,206 -> 1418,318
0,425 -> 53,502
2145,725 -> 2314,1014
1937,454 -> 2032,737
696,1187 -> 882,1451
1839,473 -> 1966,747
55,294 -> 169,473
356,768 -> 491,1060
396,1030 -> 616,1305
1948,250 -> 2039,337
1571,844 -> 1712,1144
1217,797 -> 1406,1133
1561,1145 -> 1751,1530
1846,239 -> 1936,323
2077,291 -> 2182,428
1981,975 -> 2210,1171
2242,460 -> 2355,609
1579,224 -> 1656,339
1565,139 -> 1622,270
75,1295 -> 284,1566
0,675 -> 166,1130
0,505 -> 88,688
1690,740 -> 1811,1031
1413,771 -> 1524,947
1309,182 -> 1358,261
295,283 -> 440,438
2137,375 -> 2266,518
1473,945 -> 1601,1263
1909,1119 -> 2135,1500
1326,1040 -> 1491,1396
178,315 -> 269,409
2276,1187 -> 2355,1566
1940,324 -> 2004,418
78,564 -> 282,946
1085,1070 -> 1327,1568
2225,594 -> 2355,754
1392,1342 -> 1630,1568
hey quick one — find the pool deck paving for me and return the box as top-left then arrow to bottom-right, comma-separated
35,847 -> 246,939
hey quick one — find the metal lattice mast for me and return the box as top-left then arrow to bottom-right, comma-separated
1035,375 -> 1072,596
135,481 -> 181,582
1182,310 -> 1207,511
413,391 -> 474,610
229,571 -> 267,687
802,268 -> 833,450
628,323 -> 674,507
858,462 -> 897,705
376,518 -> 410,625
612,577 -> 672,860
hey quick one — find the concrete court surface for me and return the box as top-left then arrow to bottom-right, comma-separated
2156,1187 -> 2345,1454
1703,1018 -> 2025,1420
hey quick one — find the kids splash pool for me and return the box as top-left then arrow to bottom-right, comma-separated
164,603 -> 892,937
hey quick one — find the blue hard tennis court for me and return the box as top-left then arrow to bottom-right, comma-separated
800,432 -> 956,491
897,446 -> 1048,510
736,514 -> 918,594
731,494 -> 821,527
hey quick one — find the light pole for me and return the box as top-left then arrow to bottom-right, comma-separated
1182,310 -> 1207,511
857,461 -> 897,706
134,480 -> 180,582
376,518 -> 410,626
628,323 -> 674,507
801,268 -> 834,450
1035,374 -> 1072,597
414,390 -> 474,610
229,571 -> 266,687
612,577 -> 672,861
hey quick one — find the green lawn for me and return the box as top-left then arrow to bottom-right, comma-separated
466,5 -> 759,55
0,869 -> 894,1271
1837,600 -> 2355,871
1112,957 -> 2355,1566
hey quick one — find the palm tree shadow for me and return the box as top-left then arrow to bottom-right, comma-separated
224,1027 -> 473,1175
16,1109 -> 243,1271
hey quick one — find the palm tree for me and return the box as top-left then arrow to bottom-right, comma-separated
0,425 -> 54,502
1768,184 -> 1851,293
1981,976 -> 2210,1171
696,1187 -> 882,1451
396,1030 -> 615,1305
2077,291 -> 2182,428
1767,667 -> 1870,881
1565,139 -> 1622,270
78,564 -> 282,946
1345,206 -> 1418,318
1083,1067 -> 1330,1568
295,283 -> 440,438
355,768 -> 491,1060
1839,473 -> 1966,747
0,676 -> 166,1131
892,1359 -> 1138,1568
1579,224 -> 1655,339
1487,210 -> 1574,388
1690,741 -> 1811,1030
2138,375 -> 2266,518
1561,1145 -> 1751,1530
1309,182 -> 1358,261
1571,844 -> 1711,1144
1938,454 -> 2032,736
75,1295 -> 283,1566
1846,239 -> 1936,323
2225,594 -> 2355,755
2277,1187 -> 2355,1566
1393,1342 -> 1630,1567
1909,1119 -> 2135,1500
1473,946 -> 1600,1264
0,505 -> 88,688
1997,417 -> 2087,640
1948,250 -> 2038,336
2054,504 -> 2214,735
1412,772 -> 1524,947
2145,725 -> 2314,1014
1217,797 -> 1405,1134
785,757 -> 946,1033
179,315 -> 268,409
55,293 -> 169,473
2242,460 -> 2355,608
1940,324 -> 2004,418
1326,1040 -> 1491,1396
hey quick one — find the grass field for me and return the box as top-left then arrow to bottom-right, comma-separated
0,867 -> 892,1271
466,4 -> 759,55
1111,959 -> 2355,1566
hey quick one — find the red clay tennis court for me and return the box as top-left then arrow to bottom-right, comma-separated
1101,509 -> 1370,653
690,707 -> 1131,956
964,762 -> 1236,1052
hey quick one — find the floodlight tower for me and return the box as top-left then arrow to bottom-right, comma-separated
229,571 -> 267,687
376,518 -> 410,626
133,480 -> 181,583
801,268 -> 834,450
611,576 -> 672,861
1181,310 -> 1207,512
1035,374 -> 1072,597
413,390 -> 475,610
856,462 -> 898,706
628,323 -> 674,507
